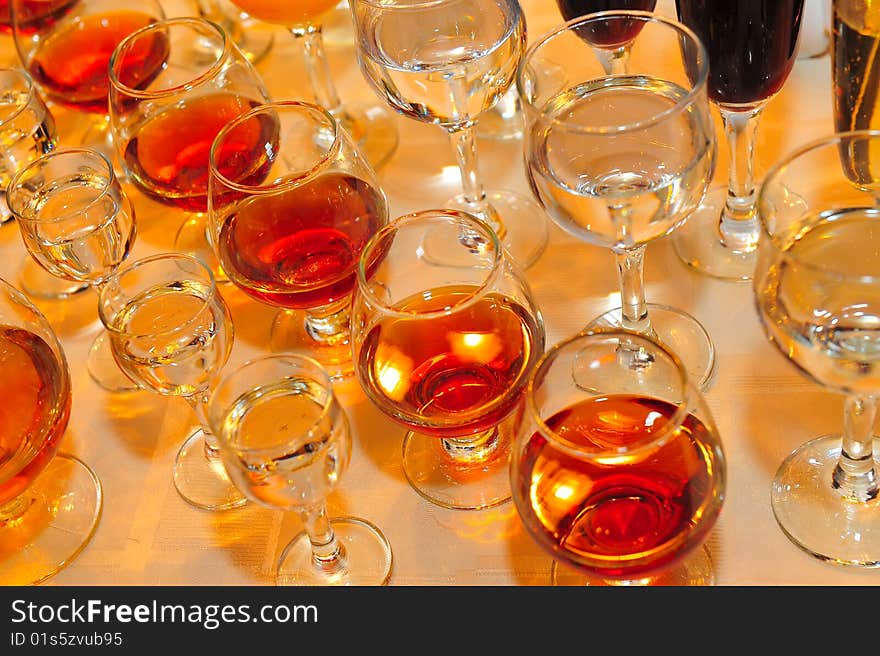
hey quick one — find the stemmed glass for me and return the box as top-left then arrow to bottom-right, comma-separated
671,0 -> 805,281
350,0 -> 549,270
208,100 -> 387,378
518,11 -> 718,389
0,275 -> 102,585
351,209 -> 546,510
754,130 -> 880,565
107,16 -> 270,279
208,354 -> 393,586
8,147 -> 139,393
510,328 -> 726,585
224,0 -> 399,171
97,253 -> 245,511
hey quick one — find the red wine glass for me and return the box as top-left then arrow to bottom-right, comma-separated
671,0 -> 805,281
510,328 -> 726,585
208,100 -> 387,379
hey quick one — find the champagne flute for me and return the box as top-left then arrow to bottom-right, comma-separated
510,328 -> 726,585
0,275 -> 102,585
107,16 -> 270,280
519,11 -> 718,389
352,209 -> 546,510
671,0 -> 805,281
225,0 -> 399,171
209,100 -> 387,378
350,0 -> 549,270
208,354 -> 393,586
8,147 -> 139,393
98,253 -> 245,511
754,130 -> 880,565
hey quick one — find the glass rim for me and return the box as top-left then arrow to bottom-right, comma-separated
525,327 -> 694,462
8,147 -> 119,225
98,252 -> 219,339
356,209 -> 503,319
108,17 -> 229,100
209,353 -> 338,456
757,128 -> 880,283
208,100 -> 340,194
517,10 -> 710,135
0,67 -> 38,129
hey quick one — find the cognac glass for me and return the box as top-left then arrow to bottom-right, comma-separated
510,328 -> 726,585
519,11 -> 718,389
8,146 -> 138,393
108,16 -> 270,276
0,275 -> 102,585
208,353 -> 393,585
351,209 -> 546,510
208,100 -> 387,378
754,130 -> 880,565
98,252 -> 243,511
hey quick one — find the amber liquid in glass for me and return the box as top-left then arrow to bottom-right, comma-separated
229,0 -> 339,28
1,0 -> 78,34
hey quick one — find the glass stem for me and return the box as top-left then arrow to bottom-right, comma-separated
303,297 -> 352,346
441,427 -> 500,464
596,44 -> 631,76
184,392 -> 223,461
448,124 -> 506,240
718,107 -> 763,252
832,395 -> 879,502
614,245 -> 651,334
296,26 -> 344,117
299,503 -> 347,574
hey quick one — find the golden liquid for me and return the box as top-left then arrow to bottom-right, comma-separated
230,0 -> 339,28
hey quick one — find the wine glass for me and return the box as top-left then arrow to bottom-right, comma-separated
8,147 -> 139,393
0,275 -> 103,585
510,328 -> 726,585
208,353 -> 393,586
107,16 -> 270,279
97,252 -> 245,511
225,0 -> 399,172
350,0 -> 550,270
754,130 -> 880,566
208,100 -> 387,378
518,11 -> 719,389
671,0 -> 805,281
351,208 -> 546,510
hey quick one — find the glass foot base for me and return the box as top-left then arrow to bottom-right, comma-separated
276,516 -> 393,586
18,257 -> 89,300
233,22 -> 274,66
269,310 -> 354,381
671,185 -> 758,281
445,189 -> 549,270
339,103 -> 399,172
0,454 -> 103,585
88,330 -> 140,393
586,303 -> 716,391
174,215 -> 229,284
550,544 -> 715,586
771,435 -> 880,567
402,429 -> 512,510
173,429 -> 247,511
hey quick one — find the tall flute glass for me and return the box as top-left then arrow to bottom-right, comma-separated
8,147 -> 139,393
754,130 -> 880,566
208,101 -> 387,378
352,209 -> 545,510
107,17 -> 270,279
519,11 -> 718,389
671,0 -> 805,281
225,0 -> 398,171
98,253 -> 245,511
0,276 -> 102,585
510,328 -> 726,585
208,354 -> 393,586
351,0 -> 549,270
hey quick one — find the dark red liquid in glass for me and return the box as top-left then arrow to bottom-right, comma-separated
557,0 -> 657,47
1,0 -> 78,34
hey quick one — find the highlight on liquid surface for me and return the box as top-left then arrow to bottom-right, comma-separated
217,173 -> 386,310
513,394 -> 721,578
0,325 -> 70,506
357,285 -> 542,437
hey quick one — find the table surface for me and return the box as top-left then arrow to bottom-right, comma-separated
3,0 -> 878,587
